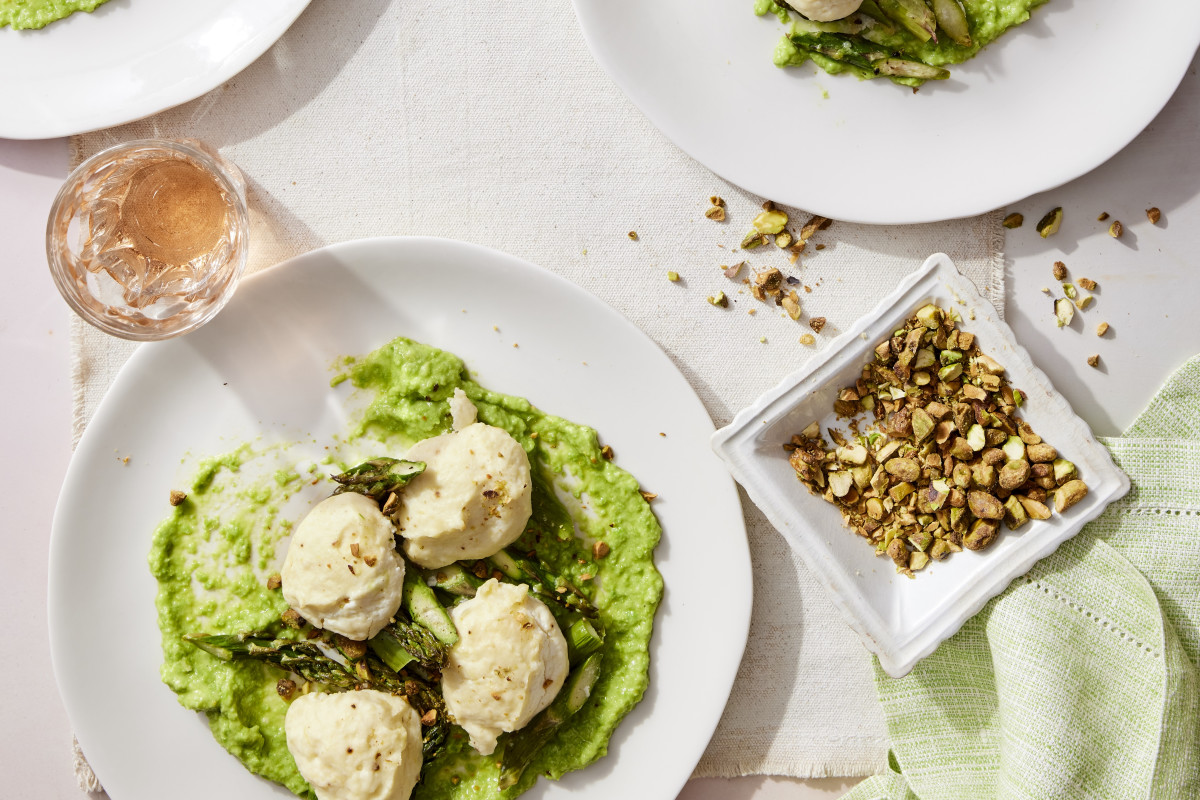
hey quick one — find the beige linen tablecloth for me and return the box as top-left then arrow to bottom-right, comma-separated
69,0 -> 1005,787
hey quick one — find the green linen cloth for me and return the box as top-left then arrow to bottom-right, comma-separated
844,354 -> 1200,800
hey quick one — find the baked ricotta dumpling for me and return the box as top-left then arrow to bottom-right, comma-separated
281,492 -> 405,640
396,396 -> 532,569
441,579 -> 569,755
285,690 -> 423,800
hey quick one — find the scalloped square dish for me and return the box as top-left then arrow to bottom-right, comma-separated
711,253 -> 1130,677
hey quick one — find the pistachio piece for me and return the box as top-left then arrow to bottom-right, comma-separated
1017,495 -> 1052,520
1028,443 -> 1057,463
951,462 -> 972,489
967,490 -> 1005,520
752,209 -> 789,235
915,304 -> 944,329
971,463 -> 997,489
966,423 -> 987,452
909,529 -> 933,552
1002,435 -> 1026,463
885,457 -> 921,482
836,443 -> 869,465
1076,296 -> 1093,311
800,421 -> 820,439
809,317 -> 827,334
781,291 -> 802,321
1053,479 -> 1089,512
1147,207 -> 1161,224
1036,207 -> 1063,238
723,261 -> 745,279
705,206 -> 726,221
828,470 -> 854,499
1002,213 -> 1024,229
628,231 -> 639,240
1087,354 -> 1100,368
707,291 -> 728,308
911,408 -> 935,443
799,333 -> 816,345
929,539 -> 952,561
999,460 -> 1031,490
1077,277 -> 1097,291
1055,297 -> 1075,328
963,519 -> 1000,551
710,196 -> 725,208
667,271 -> 680,282
1062,283 -> 1077,300
889,482 -> 915,502
1096,322 -> 1110,337
909,550 -> 931,572
775,231 -> 794,249
1052,261 -> 1068,281
886,537 -> 909,568
741,230 -> 764,249
1003,495 -> 1030,530
1097,212 -> 1109,221
1108,220 -> 1123,238
1052,458 -> 1077,484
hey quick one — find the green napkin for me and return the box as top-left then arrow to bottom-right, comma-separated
843,354 -> 1200,800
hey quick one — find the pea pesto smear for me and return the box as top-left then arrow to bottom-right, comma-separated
0,0 -> 111,29
757,0 -> 1049,86
149,336 -> 664,800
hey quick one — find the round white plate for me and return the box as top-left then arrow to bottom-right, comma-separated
48,237 -> 752,800
571,0 -> 1200,224
0,0 -> 310,139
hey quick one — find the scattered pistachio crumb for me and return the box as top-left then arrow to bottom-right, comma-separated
705,206 -> 726,221
808,317 -> 827,334
600,445 -> 614,460
1002,212 -> 1024,229
169,489 -> 187,506
667,271 -> 680,282
1147,207 -> 1161,224
1076,295 -> 1094,311
1097,212 -> 1110,222
752,209 -> 789,235
593,541 -> 611,559
799,334 -> 816,345
1041,287 -> 1051,295
760,336 -> 767,343
639,490 -> 658,502
1087,354 -> 1100,368
1077,277 -> 1097,291
741,230 -> 764,249
1052,261 -> 1068,281
1108,220 -> 1123,238
266,573 -> 282,590
1036,207 -> 1063,238
1062,283 -> 1077,300
628,231 -> 638,240
710,196 -> 725,208
747,308 -> 757,316
1096,321 -> 1110,337
723,261 -> 745,278
708,291 -> 729,308
815,243 -> 826,251
775,231 -> 793,248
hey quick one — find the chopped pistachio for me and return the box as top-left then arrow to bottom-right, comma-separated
1053,479 -> 1089,512
809,316 -> 827,334
723,261 -> 745,279
1036,207 -> 1063,238
1027,443 -> 1058,463
1002,212 -> 1024,229
966,424 -> 987,452
781,291 -> 802,321
1052,261 -> 1068,281
666,271 -> 679,282
1003,496 -> 1030,530
799,333 -> 816,345
1108,220 -> 1123,238
775,231 -> 794,248
1097,212 -> 1110,222
1087,354 -> 1100,368
963,519 -> 1000,551
741,230 -> 764,249
1077,277 -> 1097,291
915,304 -> 944,329
1062,283 -> 1077,300
1053,458 -> 1077,484
752,209 -> 789,235
710,196 -> 725,208
1096,321 -> 1110,337
1147,207 -> 1161,224
1002,436 -> 1026,463
910,551 -> 930,571
169,489 -> 187,506
628,231 -> 639,240
705,206 -> 726,221
1017,495 -> 1052,520
1054,297 -> 1074,328
1076,295 -> 1093,311
1014,389 -> 1024,407
707,291 -> 728,308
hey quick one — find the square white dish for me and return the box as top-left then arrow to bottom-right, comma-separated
711,253 -> 1130,677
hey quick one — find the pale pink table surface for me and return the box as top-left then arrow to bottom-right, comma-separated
4,60 -> 1199,796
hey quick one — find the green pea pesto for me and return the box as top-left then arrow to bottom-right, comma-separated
0,0 -> 111,29
149,336 -> 664,800
765,0 -> 1049,86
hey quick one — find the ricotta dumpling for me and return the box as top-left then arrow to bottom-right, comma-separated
281,492 -> 405,641
396,393 -> 532,569
790,0 -> 861,21
285,689 -> 423,800
441,579 -> 569,755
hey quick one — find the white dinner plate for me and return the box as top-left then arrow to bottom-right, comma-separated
0,0 -> 310,139
571,0 -> 1200,224
48,237 -> 752,800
